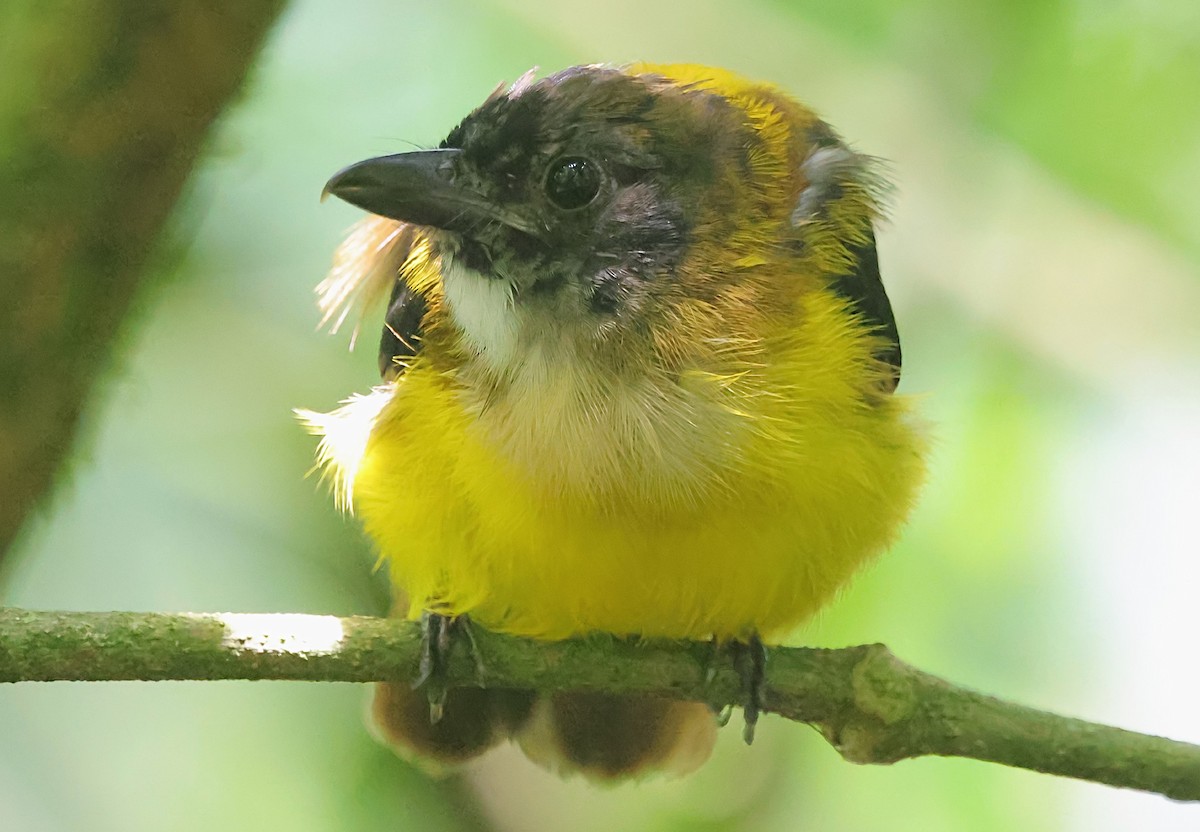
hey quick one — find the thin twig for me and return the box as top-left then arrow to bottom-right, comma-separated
0,607 -> 1196,800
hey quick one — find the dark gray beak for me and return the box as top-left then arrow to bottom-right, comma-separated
324,148 -> 493,233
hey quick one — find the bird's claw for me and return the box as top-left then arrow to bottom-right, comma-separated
730,633 -> 767,744
414,612 -> 482,724
702,633 -> 768,743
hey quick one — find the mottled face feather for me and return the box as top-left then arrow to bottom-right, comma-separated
432,67 -> 717,318
318,64 -> 900,390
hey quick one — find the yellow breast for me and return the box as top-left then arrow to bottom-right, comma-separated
346,286 -> 925,640
303,62 -> 928,642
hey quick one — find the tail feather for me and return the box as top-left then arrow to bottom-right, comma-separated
371,682 -> 535,773
371,684 -> 718,779
517,692 -> 718,780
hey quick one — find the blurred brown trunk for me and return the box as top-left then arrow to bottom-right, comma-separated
0,2 -> 288,574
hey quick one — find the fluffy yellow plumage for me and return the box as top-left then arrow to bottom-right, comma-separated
302,63 -> 927,777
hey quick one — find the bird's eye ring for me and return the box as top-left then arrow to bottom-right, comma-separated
544,156 -> 602,210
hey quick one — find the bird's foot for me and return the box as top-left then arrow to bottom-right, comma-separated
413,612 -> 482,724
703,633 -> 768,743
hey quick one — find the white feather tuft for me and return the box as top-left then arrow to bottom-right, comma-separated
316,216 -> 417,349
441,258 -> 519,368
295,385 -> 395,512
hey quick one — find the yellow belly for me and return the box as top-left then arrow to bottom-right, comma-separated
349,292 -> 926,641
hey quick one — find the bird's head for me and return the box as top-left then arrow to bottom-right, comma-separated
323,64 -> 885,380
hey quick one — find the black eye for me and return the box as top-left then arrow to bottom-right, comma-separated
545,156 -> 601,210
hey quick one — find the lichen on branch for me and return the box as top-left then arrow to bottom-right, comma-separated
1,606 -> 1197,801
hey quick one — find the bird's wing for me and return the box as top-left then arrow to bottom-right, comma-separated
792,128 -> 901,392
828,230 -> 901,392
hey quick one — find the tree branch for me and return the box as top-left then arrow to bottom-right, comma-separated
1,607 -> 1196,800
0,1 -> 287,570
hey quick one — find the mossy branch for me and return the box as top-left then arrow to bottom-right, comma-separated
1,607 -> 1196,799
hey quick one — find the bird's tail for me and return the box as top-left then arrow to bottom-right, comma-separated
371,683 -> 718,780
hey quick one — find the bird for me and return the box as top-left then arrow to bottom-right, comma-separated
299,63 -> 927,780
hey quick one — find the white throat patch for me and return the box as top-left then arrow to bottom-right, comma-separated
435,255 -> 747,505
441,258 -> 519,370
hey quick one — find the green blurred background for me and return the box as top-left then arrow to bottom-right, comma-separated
2,0 -> 1199,829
